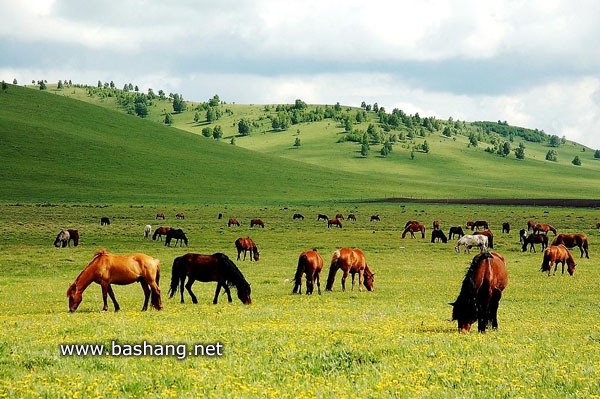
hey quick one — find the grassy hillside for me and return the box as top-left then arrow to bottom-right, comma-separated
3,83 -> 600,204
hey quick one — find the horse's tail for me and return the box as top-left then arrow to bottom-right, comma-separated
168,256 -> 182,298
151,259 -> 163,310
293,254 -> 307,294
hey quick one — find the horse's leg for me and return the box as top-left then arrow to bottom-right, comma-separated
341,270 -> 349,292
179,277 -> 185,303
148,279 -> 162,310
106,284 -> 120,312
490,291 -> 502,330
357,269 -> 364,292
316,272 -> 321,295
100,282 -> 110,311
140,281 -> 151,311
185,278 -> 198,304
212,283 -> 222,304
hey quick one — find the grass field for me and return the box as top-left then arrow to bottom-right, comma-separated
1,202 -> 599,398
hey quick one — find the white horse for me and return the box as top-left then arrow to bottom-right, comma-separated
54,230 -> 70,248
144,225 -> 152,239
455,234 -> 488,253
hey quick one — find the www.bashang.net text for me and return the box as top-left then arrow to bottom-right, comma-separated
59,340 -> 223,360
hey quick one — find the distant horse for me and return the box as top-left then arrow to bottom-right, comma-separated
156,213 -> 165,220
540,244 -> 576,276
432,220 -> 440,230
455,234 -> 488,253
402,222 -> 425,238
218,213 -> 223,220
596,222 -> 600,229
431,229 -> 448,243
100,217 -> 110,226
325,248 -> 374,292
54,230 -> 70,248
473,229 -> 494,249
228,218 -> 240,227
168,253 -> 251,305
335,213 -> 344,220
370,215 -> 380,222
292,249 -> 323,295
551,233 -> 589,259
502,222 -> 510,234
144,225 -> 152,239
534,223 -> 557,235
527,220 -> 536,232
448,226 -> 465,240
327,219 -> 342,228
317,214 -> 329,221
66,249 -> 162,312
176,213 -> 185,220
165,228 -> 188,247
450,251 -> 508,333
293,213 -> 304,220
67,229 -> 79,247
250,218 -> 265,228
467,220 -> 488,231
519,229 -> 527,244
522,233 -> 549,253
152,226 -> 171,241
347,214 -> 356,221
235,237 -> 259,261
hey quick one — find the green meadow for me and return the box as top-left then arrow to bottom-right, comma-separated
0,84 -> 599,398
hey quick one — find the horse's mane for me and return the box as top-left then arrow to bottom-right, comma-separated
213,253 -> 249,288
452,252 -> 493,322
72,249 -> 109,286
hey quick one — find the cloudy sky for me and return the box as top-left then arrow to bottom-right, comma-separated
2,0 -> 599,148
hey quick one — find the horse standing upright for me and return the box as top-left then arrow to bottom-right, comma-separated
455,234 -> 488,253
175,213 -> 185,219
235,237 -> 260,261
450,251 -> 508,333
250,219 -> 264,228
473,229 -> 494,249
66,249 -> 162,312
100,217 -> 110,226
144,225 -> 152,239
228,218 -> 240,227
292,249 -> 323,295
347,214 -> 357,221
551,233 -> 589,258
325,248 -> 374,292
168,253 -> 251,305
370,215 -> 380,222
327,219 -> 342,228
502,222 -> 510,233
317,214 -> 329,221
293,213 -> 304,220
156,213 -> 165,220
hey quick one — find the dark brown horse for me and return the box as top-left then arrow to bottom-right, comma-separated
473,229 -> 494,249
168,253 -> 251,305
66,249 -> 162,312
347,214 -> 357,221
325,248 -> 374,292
402,222 -> 425,238
431,229 -> 448,243
370,215 -> 380,222
317,213 -> 328,221
448,226 -> 465,240
250,218 -> 264,228
293,213 -> 304,220
66,229 -> 79,246
164,228 -> 188,247
54,230 -> 70,248
534,223 -> 557,235
100,217 -> 110,226
466,220 -> 488,231
228,218 -> 240,227
235,237 -> 259,261
156,213 -> 165,220
502,222 -> 510,234
551,233 -> 589,258
541,244 -> 576,276
292,249 -> 323,295
450,251 -> 508,333
327,219 -> 342,228
335,213 -> 344,220
175,212 -> 185,219
522,233 -> 549,253
152,226 -> 171,241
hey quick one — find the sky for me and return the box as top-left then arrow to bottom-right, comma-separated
1,0 -> 599,148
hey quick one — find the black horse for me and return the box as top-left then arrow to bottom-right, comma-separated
164,228 -> 188,247
431,229 -> 448,243
448,226 -> 465,240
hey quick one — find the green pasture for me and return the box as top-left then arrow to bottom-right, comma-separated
0,202 -> 599,398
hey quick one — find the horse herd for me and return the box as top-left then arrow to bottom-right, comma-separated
59,212 -> 591,334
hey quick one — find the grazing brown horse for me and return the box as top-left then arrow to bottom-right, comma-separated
551,233 -> 589,259
450,251 -> 508,333
473,229 -> 494,249
250,218 -> 265,228
175,212 -> 185,219
327,219 -> 342,228
347,214 -> 356,221
235,237 -> 259,261
325,248 -> 374,292
335,213 -> 344,220
293,213 -> 304,220
370,215 -> 380,222
228,218 -> 240,227
152,226 -> 171,241
402,222 -> 425,238
292,249 -> 323,295
448,226 -> 465,239
432,220 -> 440,230
100,217 -> 110,226
502,222 -> 510,234
168,253 -> 251,305
66,249 -> 162,312
527,220 -> 536,231
156,213 -> 165,220
541,244 -> 576,276
522,233 -> 549,253
404,220 -> 419,229
534,223 -> 557,235
466,220 -> 488,231
317,213 -> 328,221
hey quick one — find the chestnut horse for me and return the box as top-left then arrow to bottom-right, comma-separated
450,251 -> 508,333
250,218 -> 264,228
432,220 -> 440,230
152,226 -> 171,241
156,213 -> 165,220
228,218 -> 240,227
335,213 -> 344,220
551,233 -> 589,259
66,249 -> 162,312
176,212 -> 185,219
327,219 -> 342,228
540,244 -> 576,276
325,248 -> 374,292
292,249 -> 323,295
402,222 -> 425,238
473,229 -> 494,249
168,253 -> 251,305
235,237 -> 259,261
522,233 -> 548,253
527,220 -> 536,231
534,223 -> 557,235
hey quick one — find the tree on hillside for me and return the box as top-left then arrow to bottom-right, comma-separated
572,156 -> 582,166
12,78 -> 17,85
135,102 -> 148,117
209,94 -> 220,107
202,127 -> 213,138
549,135 -> 561,147
546,149 -> 558,162
1,81 -> 7,92
164,113 -> 173,125
421,140 -> 430,153
238,118 -> 252,136
57,80 -> 63,89
172,93 -> 186,113
514,142 -> 526,159
213,125 -> 223,140
594,149 -> 600,159
294,137 -> 301,147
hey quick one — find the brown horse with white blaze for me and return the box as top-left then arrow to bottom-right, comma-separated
66,249 -> 162,312
325,248 -> 374,292
292,249 -> 323,295
551,233 -> 589,259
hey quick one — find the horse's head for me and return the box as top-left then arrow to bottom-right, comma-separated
66,282 -> 82,312
252,248 -> 260,261
363,268 -> 375,291
237,282 -> 252,305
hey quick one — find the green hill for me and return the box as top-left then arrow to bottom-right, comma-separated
2,83 -> 600,204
